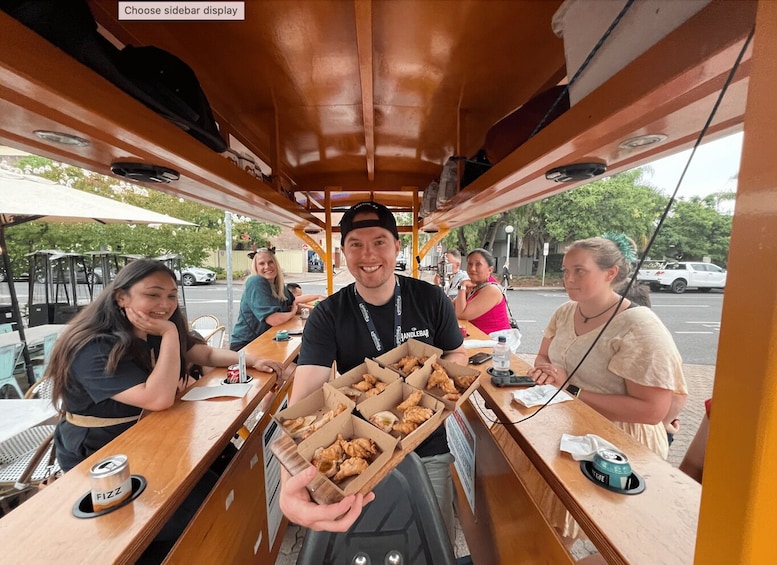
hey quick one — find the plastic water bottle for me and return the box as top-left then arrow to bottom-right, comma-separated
492,335 -> 511,375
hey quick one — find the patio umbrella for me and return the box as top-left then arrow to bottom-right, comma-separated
0,167 -> 193,385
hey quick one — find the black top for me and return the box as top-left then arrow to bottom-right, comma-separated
298,276 -> 464,457
54,334 -> 166,471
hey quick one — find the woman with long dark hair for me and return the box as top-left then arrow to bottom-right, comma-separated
49,259 -> 281,471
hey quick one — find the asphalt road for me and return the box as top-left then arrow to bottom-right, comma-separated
3,280 -> 722,365
177,282 -> 722,366
504,287 -> 723,365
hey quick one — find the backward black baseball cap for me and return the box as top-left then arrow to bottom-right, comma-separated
340,201 -> 400,245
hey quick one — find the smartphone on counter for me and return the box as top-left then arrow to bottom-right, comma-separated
490,375 -> 536,387
468,352 -> 493,365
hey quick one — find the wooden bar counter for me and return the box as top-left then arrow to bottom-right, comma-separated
0,318 -> 303,564
455,321 -> 700,565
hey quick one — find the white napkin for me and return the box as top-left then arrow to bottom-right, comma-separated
512,384 -> 573,407
463,339 -> 497,349
181,383 -> 252,401
560,433 -> 620,461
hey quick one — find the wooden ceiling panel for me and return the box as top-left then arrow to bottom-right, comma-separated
0,1 -> 756,232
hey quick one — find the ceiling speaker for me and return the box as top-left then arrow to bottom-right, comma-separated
111,162 -> 180,183
545,162 -> 606,183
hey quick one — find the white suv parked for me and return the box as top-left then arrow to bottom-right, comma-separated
644,262 -> 726,294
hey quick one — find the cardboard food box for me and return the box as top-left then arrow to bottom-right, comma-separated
273,384 -> 355,443
406,357 -> 482,412
329,358 -> 400,405
273,414 -> 399,505
357,380 -> 446,451
375,338 -> 442,378
270,341 -> 481,505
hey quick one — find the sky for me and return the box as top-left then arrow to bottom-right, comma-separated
638,131 -> 742,199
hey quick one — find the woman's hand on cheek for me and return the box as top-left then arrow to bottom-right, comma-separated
125,307 -> 177,337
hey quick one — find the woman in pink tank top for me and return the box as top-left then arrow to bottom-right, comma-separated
453,248 -> 511,334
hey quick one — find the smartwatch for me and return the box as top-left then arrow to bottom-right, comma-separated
566,384 -> 581,398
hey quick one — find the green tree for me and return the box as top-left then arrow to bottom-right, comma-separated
652,197 -> 732,264
6,157 -> 279,270
542,169 -> 666,250
437,169 -> 667,264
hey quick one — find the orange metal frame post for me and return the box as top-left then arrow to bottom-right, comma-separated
697,2 -> 777,562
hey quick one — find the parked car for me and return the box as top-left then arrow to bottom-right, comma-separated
395,253 -> 407,271
35,265 -> 91,284
177,266 -> 216,286
639,261 -> 726,294
307,253 -> 323,273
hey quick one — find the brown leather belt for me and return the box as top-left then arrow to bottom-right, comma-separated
65,412 -> 140,428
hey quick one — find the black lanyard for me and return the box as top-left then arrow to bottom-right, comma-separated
353,278 -> 402,352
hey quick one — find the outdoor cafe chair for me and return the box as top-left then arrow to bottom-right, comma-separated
203,326 -> 226,348
24,376 -> 53,400
31,333 -> 57,382
0,343 -> 24,399
0,424 -> 59,515
190,314 -> 220,336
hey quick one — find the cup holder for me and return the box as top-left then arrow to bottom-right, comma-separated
72,475 -> 147,519
580,461 -> 645,495
486,367 -> 515,378
222,374 -> 253,385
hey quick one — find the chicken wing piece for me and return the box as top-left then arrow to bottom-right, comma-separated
362,373 -> 377,385
403,405 -> 433,424
427,366 -> 458,394
312,446 -> 341,478
315,457 -> 338,478
317,440 -> 344,463
333,457 -> 369,483
453,374 -> 477,391
397,389 -> 424,411
309,403 -> 349,434
393,421 -> 419,435
365,382 -> 388,398
352,379 -> 374,392
401,357 -> 422,374
342,436 -> 378,459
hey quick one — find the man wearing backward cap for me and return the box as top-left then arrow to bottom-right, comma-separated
280,200 -> 467,541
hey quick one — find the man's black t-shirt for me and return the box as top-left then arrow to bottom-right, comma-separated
298,275 -> 464,457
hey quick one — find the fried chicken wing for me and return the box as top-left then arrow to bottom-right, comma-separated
307,403 -> 348,435
362,373 -> 377,385
401,358 -> 421,374
342,437 -> 378,459
453,374 -> 477,391
315,457 -> 338,478
393,421 -> 418,435
397,389 -> 424,411
352,379 -> 374,392
427,364 -> 458,394
333,457 -> 369,483
364,382 -> 388,398
403,405 -> 433,424
312,436 -> 346,478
